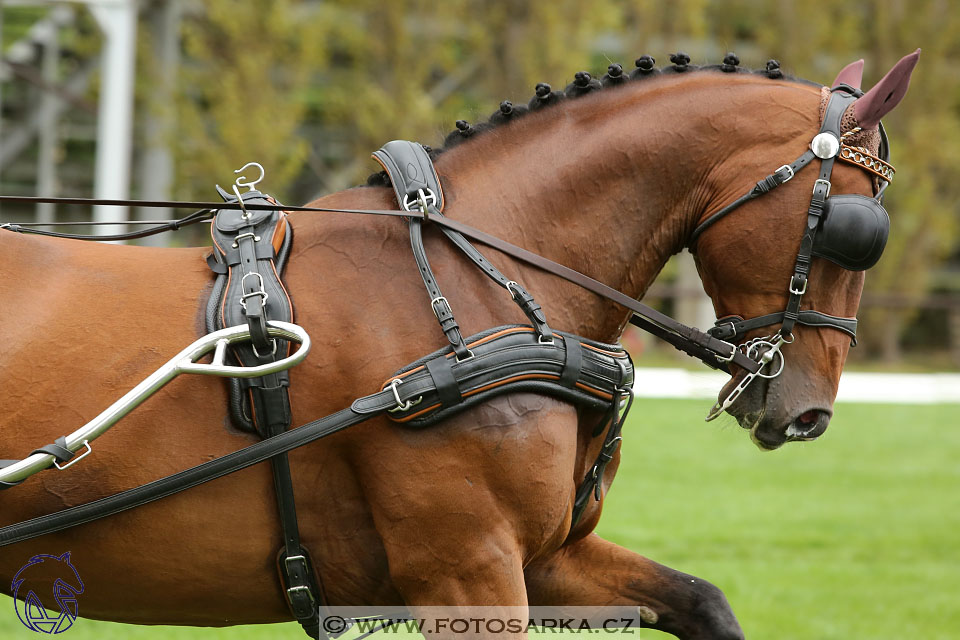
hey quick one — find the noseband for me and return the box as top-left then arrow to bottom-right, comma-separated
689,85 -> 893,420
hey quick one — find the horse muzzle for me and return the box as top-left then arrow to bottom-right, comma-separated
750,407 -> 832,450
721,371 -> 834,450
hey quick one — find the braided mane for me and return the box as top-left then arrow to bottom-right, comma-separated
366,52 -> 819,186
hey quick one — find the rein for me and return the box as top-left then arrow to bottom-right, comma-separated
0,194 -> 763,375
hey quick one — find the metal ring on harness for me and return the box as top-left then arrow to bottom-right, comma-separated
402,188 -> 437,214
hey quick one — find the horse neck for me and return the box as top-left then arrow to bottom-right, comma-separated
434,76 -> 818,343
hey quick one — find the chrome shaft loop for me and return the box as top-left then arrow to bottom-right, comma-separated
0,322 -> 311,486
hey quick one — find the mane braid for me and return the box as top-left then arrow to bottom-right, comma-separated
365,53 -> 817,187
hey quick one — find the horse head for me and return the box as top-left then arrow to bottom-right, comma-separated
691,51 -> 919,449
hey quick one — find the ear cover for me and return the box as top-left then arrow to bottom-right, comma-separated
813,195 -> 890,271
853,49 -> 920,129
833,59 -> 864,89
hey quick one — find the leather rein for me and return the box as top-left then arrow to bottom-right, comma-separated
0,193 -> 764,376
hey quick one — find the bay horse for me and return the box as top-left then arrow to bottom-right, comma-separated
0,50 -> 917,639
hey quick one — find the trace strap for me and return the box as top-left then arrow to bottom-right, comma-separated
0,326 -> 633,546
0,192 -> 759,375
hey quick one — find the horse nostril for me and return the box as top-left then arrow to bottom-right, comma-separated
787,409 -> 830,440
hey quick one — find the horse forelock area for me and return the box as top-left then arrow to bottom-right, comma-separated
366,56 -> 823,187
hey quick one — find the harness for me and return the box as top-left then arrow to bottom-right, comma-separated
0,84 -> 895,638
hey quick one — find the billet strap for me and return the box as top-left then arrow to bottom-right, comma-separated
408,217 -> 471,360
0,324 -> 632,546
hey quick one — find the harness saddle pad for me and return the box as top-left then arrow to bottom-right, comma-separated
206,187 -> 295,434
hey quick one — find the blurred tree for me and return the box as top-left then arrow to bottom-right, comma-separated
171,0 -> 323,200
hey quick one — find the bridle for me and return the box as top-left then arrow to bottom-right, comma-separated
689,85 -> 893,420
0,85 -> 894,423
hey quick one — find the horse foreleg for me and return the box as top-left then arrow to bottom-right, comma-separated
524,533 -> 744,640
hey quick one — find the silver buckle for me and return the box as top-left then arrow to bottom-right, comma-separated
789,275 -> 808,295
239,272 -> 269,310
776,164 -> 795,182
386,378 -> 423,413
231,232 -> 260,248
716,341 -> 738,363
431,296 -> 450,321
286,585 -> 315,606
813,178 -> 832,199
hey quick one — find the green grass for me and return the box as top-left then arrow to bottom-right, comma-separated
2,401 -> 958,639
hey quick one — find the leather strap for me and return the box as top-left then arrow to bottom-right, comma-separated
30,437 -> 74,464
374,140 -> 555,343
408,216 -> 471,360
709,310 -> 858,342
0,324 -> 633,546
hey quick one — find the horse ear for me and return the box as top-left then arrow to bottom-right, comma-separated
59,551 -> 71,562
833,59 -> 864,89
852,49 -> 921,129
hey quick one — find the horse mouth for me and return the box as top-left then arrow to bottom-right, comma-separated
743,408 -> 832,450
721,374 -> 832,450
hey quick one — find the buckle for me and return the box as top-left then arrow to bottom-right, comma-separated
386,378 -> 423,413
789,274 -> 808,295
231,232 -> 260,248
286,585 -> 315,610
812,178 -> 832,199
775,164 -> 795,183
716,341 -> 738,363
505,280 -> 524,299
284,554 -> 308,573
430,296 -> 452,321
239,272 -> 269,310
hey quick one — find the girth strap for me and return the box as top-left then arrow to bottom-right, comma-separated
208,188 -> 325,639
